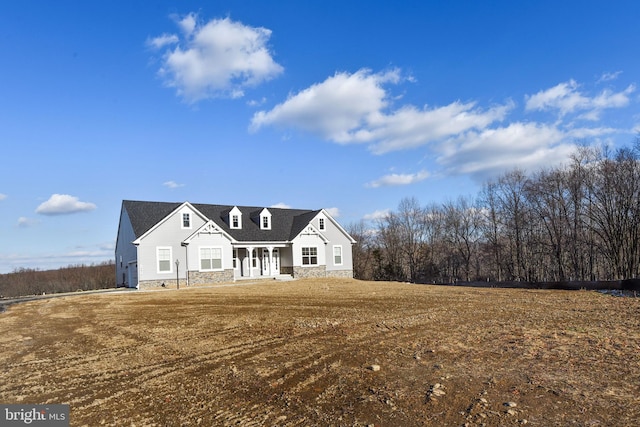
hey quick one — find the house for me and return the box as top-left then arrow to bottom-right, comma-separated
115,200 -> 356,289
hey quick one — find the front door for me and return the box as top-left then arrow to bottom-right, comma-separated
261,249 -> 281,276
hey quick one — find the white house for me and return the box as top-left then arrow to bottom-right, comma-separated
115,200 -> 356,289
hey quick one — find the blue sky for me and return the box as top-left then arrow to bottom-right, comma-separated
1,1 -> 639,273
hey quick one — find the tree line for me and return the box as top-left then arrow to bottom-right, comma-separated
0,261 -> 115,298
349,143 -> 640,284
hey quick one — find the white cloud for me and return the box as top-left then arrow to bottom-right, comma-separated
525,80 -> 587,115
253,70 -> 635,185
176,12 -> 197,35
325,207 -> 340,218
35,194 -> 97,216
366,170 -> 430,188
366,101 -> 512,154
525,79 -> 635,120
17,217 -> 38,228
150,14 -> 283,103
147,33 -> 179,49
0,193 -> 6,201
270,202 -> 291,209
437,122 -> 575,178
363,209 -> 390,221
251,69 -> 399,140
251,68 -> 512,154
163,180 -> 184,189
597,71 -> 622,83
247,97 -> 267,107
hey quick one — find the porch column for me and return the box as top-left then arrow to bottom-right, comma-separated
267,246 -> 274,276
247,246 -> 254,278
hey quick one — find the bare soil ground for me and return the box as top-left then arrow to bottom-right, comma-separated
1,278 -> 639,426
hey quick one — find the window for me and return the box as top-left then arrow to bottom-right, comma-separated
252,249 -> 258,267
200,247 -> 222,271
233,249 -> 238,269
333,245 -> 343,265
229,207 -> 242,229
182,213 -> 191,228
302,247 -> 318,265
157,247 -> 172,273
319,218 -> 325,230
260,208 -> 272,230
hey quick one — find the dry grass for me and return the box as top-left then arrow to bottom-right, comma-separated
1,278 -> 639,426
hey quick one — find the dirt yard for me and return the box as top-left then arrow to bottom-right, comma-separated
0,278 -> 639,426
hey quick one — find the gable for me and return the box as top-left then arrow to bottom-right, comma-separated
123,200 -> 182,239
183,221 -> 232,244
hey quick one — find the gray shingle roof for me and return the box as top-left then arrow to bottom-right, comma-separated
122,200 -> 321,242
123,200 -> 181,238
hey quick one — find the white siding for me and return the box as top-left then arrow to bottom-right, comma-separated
316,214 -> 354,271
186,231 -> 234,272
136,206 -> 207,282
291,231 -> 327,267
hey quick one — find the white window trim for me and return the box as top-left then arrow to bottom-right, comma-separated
157,246 -> 173,274
318,217 -> 326,231
199,246 -> 224,272
182,212 -> 192,229
301,246 -> 318,266
229,207 -> 242,229
260,208 -> 272,230
232,249 -> 238,270
333,245 -> 343,266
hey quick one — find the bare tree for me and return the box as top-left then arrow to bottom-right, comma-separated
587,147 -> 640,279
442,196 -> 484,281
495,169 -> 531,281
347,220 -> 375,280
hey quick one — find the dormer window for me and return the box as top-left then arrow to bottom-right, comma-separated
259,208 -> 272,230
229,206 -> 242,229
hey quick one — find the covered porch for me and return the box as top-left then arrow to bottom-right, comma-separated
233,244 -> 292,279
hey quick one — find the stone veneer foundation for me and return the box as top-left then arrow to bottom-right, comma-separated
188,269 -> 234,286
137,279 -> 186,290
326,269 -> 354,278
292,266 -> 353,279
293,265 -> 326,279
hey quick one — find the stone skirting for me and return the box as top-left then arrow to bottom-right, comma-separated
291,266 -> 354,279
326,269 -> 354,279
293,265 -> 327,279
188,269 -> 234,286
137,279 -> 187,290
